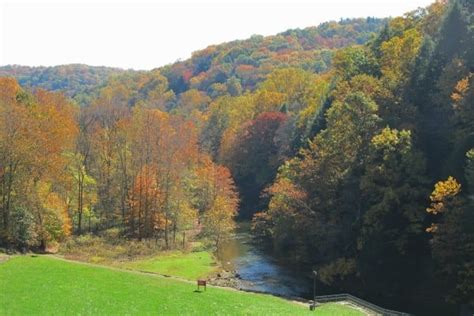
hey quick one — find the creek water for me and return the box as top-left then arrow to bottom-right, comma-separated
216,223 -> 312,298
215,224 -> 436,315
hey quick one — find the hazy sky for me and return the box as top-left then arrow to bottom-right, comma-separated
1,0 -> 435,70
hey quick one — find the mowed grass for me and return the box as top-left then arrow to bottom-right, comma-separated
122,251 -> 216,280
0,256 -> 365,316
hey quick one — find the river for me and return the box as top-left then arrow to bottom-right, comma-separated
215,224 -> 452,316
216,223 -> 312,298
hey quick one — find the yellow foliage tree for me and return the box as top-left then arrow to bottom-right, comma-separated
427,176 -> 461,215
426,176 -> 461,233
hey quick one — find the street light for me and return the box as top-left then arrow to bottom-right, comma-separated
310,270 -> 317,311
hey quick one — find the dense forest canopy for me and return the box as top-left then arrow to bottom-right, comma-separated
0,64 -> 134,105
1,1 -> 473,314
159,17 -> 386,96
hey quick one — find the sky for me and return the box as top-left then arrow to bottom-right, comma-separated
0,0 -> 435,70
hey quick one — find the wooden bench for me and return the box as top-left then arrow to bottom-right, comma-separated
197,279 -> 207,291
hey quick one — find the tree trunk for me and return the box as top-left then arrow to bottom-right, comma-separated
88,211 -> 91,233
39,238 -> 46,252
215,234 -> 220,250
164,215 -> 169,249
77,170 -> 84,234
173,222 -> 177,245
1,168 -> 15,240
78,210 -> 82,235
182,231 -> 186,248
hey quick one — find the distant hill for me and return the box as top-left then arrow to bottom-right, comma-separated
0,64 -> 134,105
159,17 -> 387,95
0,17 -> 387,105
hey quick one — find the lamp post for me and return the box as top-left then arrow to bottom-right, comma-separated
310,270 -> 317,311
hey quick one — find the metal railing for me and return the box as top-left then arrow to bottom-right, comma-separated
314,293 -> 411,316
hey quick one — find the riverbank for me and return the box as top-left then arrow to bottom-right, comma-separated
214,223 -> 312,298
0,255 -> 365,315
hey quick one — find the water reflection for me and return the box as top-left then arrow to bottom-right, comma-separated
216,224 -> 311,298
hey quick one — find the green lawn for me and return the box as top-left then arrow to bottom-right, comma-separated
122,251 -> 216,279
0,256 -> 364,315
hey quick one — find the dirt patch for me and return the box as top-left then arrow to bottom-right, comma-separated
208,269 -> 243,288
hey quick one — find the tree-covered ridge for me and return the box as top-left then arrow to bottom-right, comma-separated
0,18 -> 385,107
160,17 -> 386,95
0,64 -> 133,105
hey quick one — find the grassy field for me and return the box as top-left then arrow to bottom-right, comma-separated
60,234 -> 217,280
0,256 -> 365,315
122,251 -> 217,279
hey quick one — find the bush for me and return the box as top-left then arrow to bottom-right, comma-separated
60,234 -> 165,264
10,206 -> 37,249
100,228 -> 122,242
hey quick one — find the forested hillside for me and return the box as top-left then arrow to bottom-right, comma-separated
0,64 -> 133,105
1,2 -> 473,315
0,18 -> 385,107
251,1 -> 473,314
84,17 -> 387,216
159,17 -> 386,95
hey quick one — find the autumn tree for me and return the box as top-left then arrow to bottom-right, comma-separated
88,97 -> 130,228
0,78 -> 26,244
332,46 -> 380,81
128,165 -> 162,239
258,68 -> 325,113
202,196 -> 236,248
357,128 -> 428,298
198,160 -> 238,248
253,172 -> 311,254
254,92 -> 381,266
173,89 -> 210,128
426,176 -> 474,305
66,152 -> 97,234
126,107 -> 201,247
223,112 -> 288,217
200,94 -> 256,158
0,79 -> 78,249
